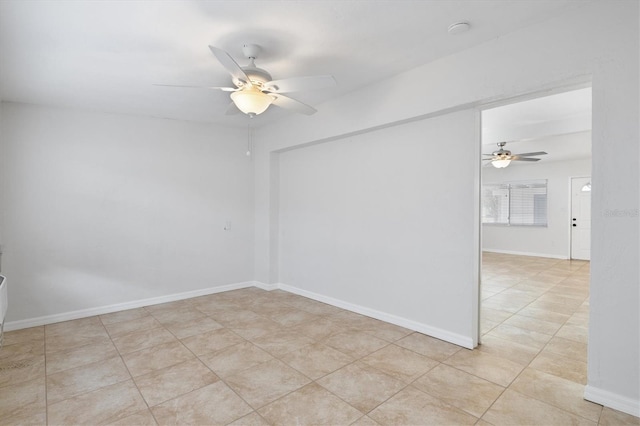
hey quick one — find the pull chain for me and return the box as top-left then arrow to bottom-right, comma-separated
246,119 -> 252,156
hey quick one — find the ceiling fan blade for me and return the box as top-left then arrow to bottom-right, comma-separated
208,45 -> 250,85
271,94 -> 317,115
511,156 -> 541,161
514,151 -> 547,157
225,102 -> 241,115
263,75 -> 336,93
154,84 -> 237,92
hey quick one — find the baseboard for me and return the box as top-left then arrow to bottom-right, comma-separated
584,385 -> 640,418
253,281 -> 279,291
482,248 -> 569,260
4,281 -> 256,331
277,283 -> 474,349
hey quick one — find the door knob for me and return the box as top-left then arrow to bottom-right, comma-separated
572,218 -> 577,221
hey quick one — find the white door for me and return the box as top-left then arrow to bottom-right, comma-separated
571,177 -> 591,260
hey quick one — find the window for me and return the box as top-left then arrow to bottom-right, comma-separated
482,180 -> 547,226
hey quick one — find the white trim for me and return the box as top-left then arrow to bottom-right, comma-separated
253,281 -> 279,291
5,279 -> 474,350
482,248 -> 568,260
277,283 -> 474,349
584,385 -> 640,418
4,281 -> 256,331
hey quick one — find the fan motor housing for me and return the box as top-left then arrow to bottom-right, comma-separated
242,65 -> 272,85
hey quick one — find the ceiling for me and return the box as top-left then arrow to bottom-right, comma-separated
482,88 -> 592,165
0,1 -> 592,127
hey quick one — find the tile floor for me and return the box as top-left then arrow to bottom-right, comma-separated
1,253 -> 639,425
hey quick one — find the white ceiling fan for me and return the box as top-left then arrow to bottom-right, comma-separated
157,44 -> 336,117
483,142 -> 547,168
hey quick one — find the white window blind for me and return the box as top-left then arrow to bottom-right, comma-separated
482,180 -> 547,226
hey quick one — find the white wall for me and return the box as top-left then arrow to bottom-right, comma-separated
279,111 -> 478,347
482,137 -> 591,259
253,1 -> 639,416
0,102 -> 254,324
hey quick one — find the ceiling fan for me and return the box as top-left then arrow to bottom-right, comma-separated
483,142 -> 547,168
157,44 -> 336,117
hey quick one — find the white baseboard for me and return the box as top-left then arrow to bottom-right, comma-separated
482,248 -> 569,260
584,385 -> 640,418
253,281 -> 279,291
277,283 -> 474,349
5,279 -> 473,351
4,281 -> 256,331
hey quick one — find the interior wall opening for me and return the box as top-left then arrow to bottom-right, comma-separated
478,86 -> 593,382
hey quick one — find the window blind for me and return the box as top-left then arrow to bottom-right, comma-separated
482,180 -> 547,226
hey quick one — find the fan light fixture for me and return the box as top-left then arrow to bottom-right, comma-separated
230,86 -> 274,116
492,158 -> 512,168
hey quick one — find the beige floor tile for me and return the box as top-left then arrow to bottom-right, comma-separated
323,329 -> 389,359
317,361 -> 406,413
476,334 -> 540,366
164,316 -> 223,339
280,342 -> 354,380
134,358 -> 218,407
47,379 -> 147,425
0,410 -> 47,426
45,320 -> 112,354
143,299 -> 194,314
555,323 -> 588,344
252,328 -> 316,358
502,314 -> 563,335
0,339 -> 44,361
104,315 -> 163,338
106,409 -> 159,425
99,307 -> 151,326
395,333 -> 462,362
413,364 -> 504,418
230,319 -> 286,341
228,411 -> 271,425
0,377 -> 46,422
151,381 -> 252,425
122,341 -> 195,377
285,297 -> 344,316
481,307 -> 513,324
112,326 -> 177,354
516,306 -> 571,324
1,326 -> 44,346
351,415 -> 381,425
258,382 -> 363,425
209,309 -> 266,328
529,350 -> 587,384
360,344 -> 439,384
482,389 -> 596,425
444,349 -> 524,387
486,323 -> 552,350
598,407 -> 640,425
225,358 -> 311,409
510,368 -> 602,422
200,341 -> 274,378
368,385 -> 477,425
263,306 -> 320,327
0,354 -> 45,388
286,317 -> 345,341
45,339 -> 120,374
46,356 -> 131,404
150,307 -> 207,326
543,336 -> 588,363
353,319 -> 413,343
180,328 -> 245,356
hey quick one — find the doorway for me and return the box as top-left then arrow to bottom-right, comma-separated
571,177 -> 591,260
